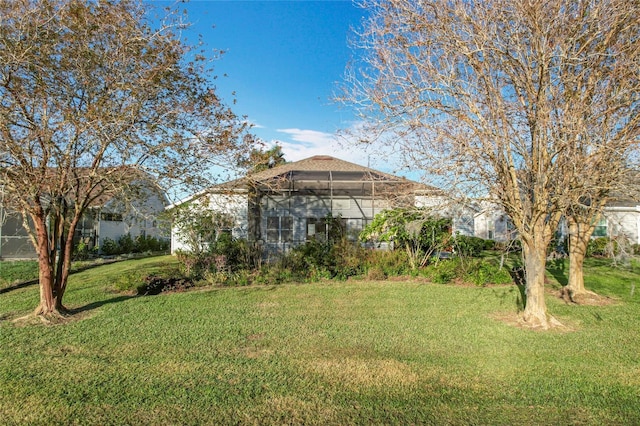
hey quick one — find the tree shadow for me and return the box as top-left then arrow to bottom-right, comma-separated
547,258 -> 568,287
0,279 -> 38,294
509,266 -> 526,311
69,295 -> 137,314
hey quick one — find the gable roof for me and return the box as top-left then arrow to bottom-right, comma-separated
168,155 -> 440,208
248,155 -> 400,181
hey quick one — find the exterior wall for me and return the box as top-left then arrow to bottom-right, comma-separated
602,206 -> 640,244
473,210 -> 514,242
170,193 -> 248,254
96,183 -> 169,249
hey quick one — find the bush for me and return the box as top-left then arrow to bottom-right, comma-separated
366,266 -> 387,281
423,257 -> 512,286
426,258 -> 462,284
495,239 -> 522,253
331,238 -> 366,280
175,237 -> 263,282
100,234 -> 169,256
364,249 -> 412,277
587,237 -> 619,258
134,235 -> 170,253
273,238 -> 366,282
101,237 -> 119,255
452,235 -> 487,257
117,234 -> 135,254
73,240 -> 97,260
464,260 -> 513,286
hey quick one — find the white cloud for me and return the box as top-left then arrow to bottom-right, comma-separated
270,124 -> 416,180
275,128 -> 337,146
245,119 -> 265,129
273,127 -> 368,165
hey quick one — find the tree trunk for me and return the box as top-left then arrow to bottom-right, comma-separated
563,215 -> 597,302
521,238 -> 550,328
54,217 -> 79,312
32,212 -> 57,316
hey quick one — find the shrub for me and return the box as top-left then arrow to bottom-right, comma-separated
117,234 -> 135,254
587,237 -> 619,258
464,259 -> 513,286
133,235 -> 169,253
275,238 -> 366,281
366,266 -> 387,280
452,235 -> 486,257
331,238 -> 366,280
423,257 -> 512,286
101,237 -> 119,255
73,240 -> 97,260
363,249 -> 411,277
426,258 -> 462,284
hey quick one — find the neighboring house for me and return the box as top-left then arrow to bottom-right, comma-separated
169,155 -> 442,256
596,199 -> 640,245
0,174 -> 169,259
469,202 -> 516,242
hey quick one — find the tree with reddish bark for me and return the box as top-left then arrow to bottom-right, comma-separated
343,0 -> 639,328
0,0 -> 250,318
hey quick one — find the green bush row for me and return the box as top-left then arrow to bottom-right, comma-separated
174,236 -> 515,287
100,234 -> 170,256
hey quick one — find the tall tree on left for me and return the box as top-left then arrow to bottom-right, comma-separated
0,0 -> 251,318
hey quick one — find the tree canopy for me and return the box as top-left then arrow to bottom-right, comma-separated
344,0 -> 640,328
0,0 -> 252,317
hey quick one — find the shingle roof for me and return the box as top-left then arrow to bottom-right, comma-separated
169,155 -> 441,208
249,155 -> 398,180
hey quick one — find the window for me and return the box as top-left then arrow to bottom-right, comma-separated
100,212 -> 123,221
306,217 -> 347,242
267,216 -> 292,243
593,217 -> 607,237
306,217 -> 324,241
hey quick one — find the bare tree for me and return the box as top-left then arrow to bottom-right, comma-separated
343,0 -> 640,328
0,0 -> 251,318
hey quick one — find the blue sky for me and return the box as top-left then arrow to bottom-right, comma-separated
160,0 -> 403,173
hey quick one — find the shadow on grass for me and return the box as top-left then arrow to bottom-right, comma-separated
547,258 -> 568,287
0,279 -> 38,294
69,295 -> 137,314
0,253 -> 168,295
509,267 -> 527,311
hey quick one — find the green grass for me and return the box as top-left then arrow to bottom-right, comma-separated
0,260 -> 39,289
1,256 -> 639,425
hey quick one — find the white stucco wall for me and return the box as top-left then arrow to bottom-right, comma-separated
603,205 -> 640,245
97,181 -> 169,249
170,192 -> 248,254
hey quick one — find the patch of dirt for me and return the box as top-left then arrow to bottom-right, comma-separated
10,309 -> 94,327
489,312 -> 577,333
558,289 -> 616,306
138,275 -> 194,295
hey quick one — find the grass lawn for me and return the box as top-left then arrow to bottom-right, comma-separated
0,260 -> 39,290
1,256 -> 639,425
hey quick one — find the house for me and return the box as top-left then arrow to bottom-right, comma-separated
596,199 -> 640,245
171,156 -> 640,257
0,173 -> 169,259
169,155 -> 444,256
